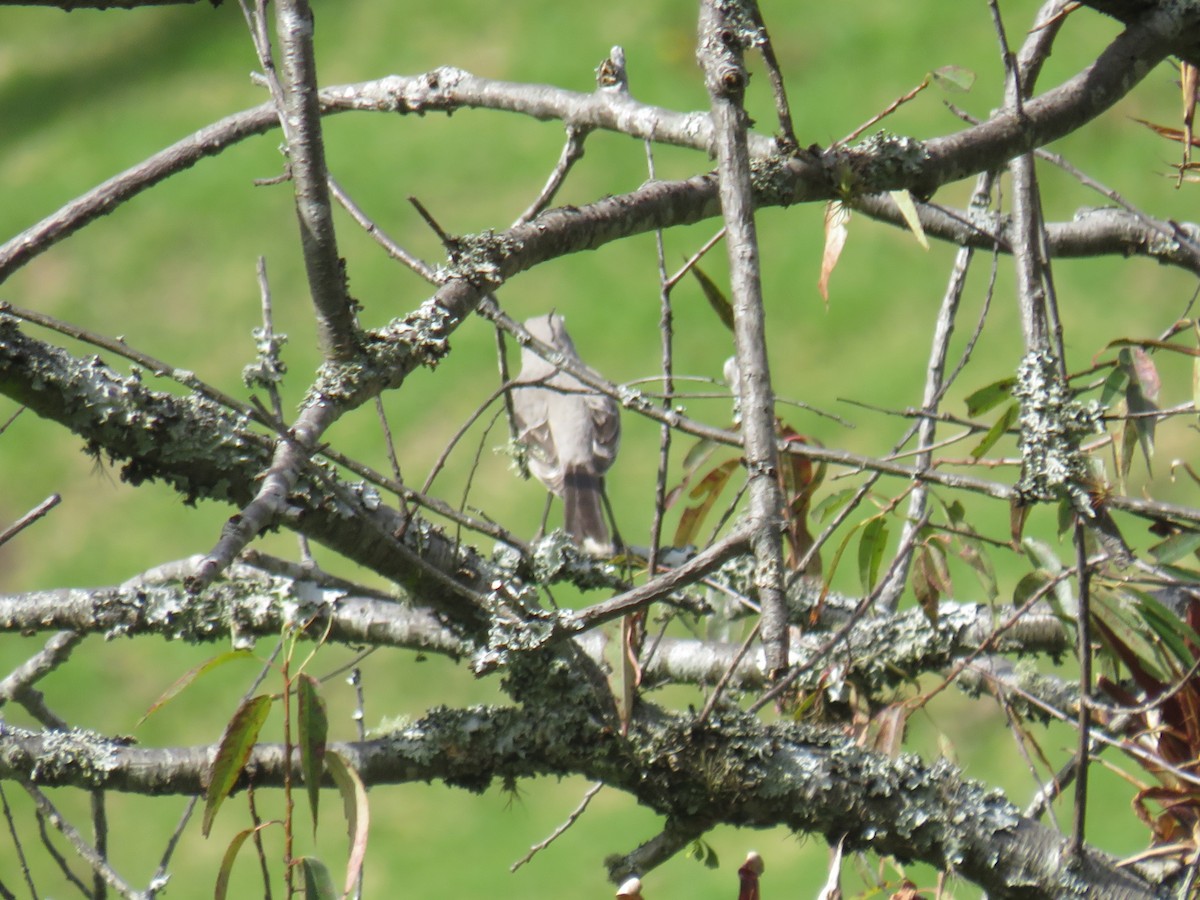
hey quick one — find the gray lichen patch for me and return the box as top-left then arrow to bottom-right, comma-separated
1012,348 -> 1101,512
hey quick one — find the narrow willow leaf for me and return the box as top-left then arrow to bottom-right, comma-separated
1150,529 -> 1200,565
889,190 -> 929,250
203,694 -> 272,837
1098,364 -> 1128,410
1136,590 -> 1200,669
811,487 -> 857,523
298,674 -> 328,835
327,752 -> 370,896
964,377 -> 1016,417
1021,538 -> 1075,618
214,827 -> 262,900
138,650 -> 255,727
1091,588 -> 1169,684
858,516 -> 889,594
689,264 -> 735,332
970,401 -> 1017,459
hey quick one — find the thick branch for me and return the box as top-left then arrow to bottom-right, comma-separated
0,706 -> 1167,897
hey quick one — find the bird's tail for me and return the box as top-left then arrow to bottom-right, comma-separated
562,466 -> 612,556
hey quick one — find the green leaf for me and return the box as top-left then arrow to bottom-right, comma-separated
1021,538 -> 1075,618
300,857 -> 337,900
203,694 -> 273,837
970,401 -> 1017,459
889,190 -> 929,250
965,377 -> 1016,417
298,674 -> 328,835
1136,590 -> 1200,670
689,264 -> 735,332
687,838 -> 719,869
811,486 -> 857,523
1150,529 -> 1200,565
1091,588 -> 1170,683
958,538 -> 998,601
930,64 -> 975,92
1012,570 -> 1054,612
214,826 -> 264,900
858,516 -> 889,594
1098,364 -> 1128,409
327,752 -> 370,897
138,650 -> 255,727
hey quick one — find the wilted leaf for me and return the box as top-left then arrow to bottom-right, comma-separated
673,457 -> 740,547
970,401 -> 1018,459
1133,117 -> 1200,146
818,201 -> 850,304
930,64 -> 975,93
689,264 -> 735,332
204,694 -> 273,837
298,674 -> 328,835
326,752 -> 369,897
871,704 -> 909,757
912,546 -> 941,628
965,377 -> 1016,417
889,190 -> 929,250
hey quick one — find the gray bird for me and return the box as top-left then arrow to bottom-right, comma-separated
511,313 -> 620,555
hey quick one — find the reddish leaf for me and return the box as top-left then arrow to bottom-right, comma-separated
738,851 -> 764,900
327,752 -> 370,898
818,201 -> 849,304
203,694 -> 273,837
673,457 -> 740,547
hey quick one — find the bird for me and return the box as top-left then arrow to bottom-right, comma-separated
511,313 -> 620,555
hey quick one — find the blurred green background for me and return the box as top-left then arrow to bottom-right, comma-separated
2,1 -> 1199,897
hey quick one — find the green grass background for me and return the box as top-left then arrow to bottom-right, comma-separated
2,1 -> 1199,897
